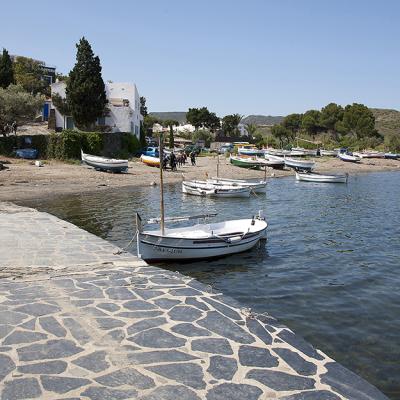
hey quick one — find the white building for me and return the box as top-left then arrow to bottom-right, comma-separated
50,81 -> 143,138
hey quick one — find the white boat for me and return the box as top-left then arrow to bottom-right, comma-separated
385,152 -> 399,160
295,171 -> 348,183
182,180 -> 251,198
338,152 -> 361,163
264,148 -> 291,157
290,147 -> 307,157
81,150 -> 128,172
264,154 -> 285,169
284,157 -> 315,171
238,146 -> 264,156
353,151 -> 385,159
320,149 -> 338,156
136,212 -> 268,261
208,177 -> 267,193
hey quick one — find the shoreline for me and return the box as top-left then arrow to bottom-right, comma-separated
1,155 -> 399,202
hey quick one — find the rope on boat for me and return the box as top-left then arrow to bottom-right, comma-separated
113,231 -> 137,255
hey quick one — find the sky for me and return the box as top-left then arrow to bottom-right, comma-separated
1,0 -> 399,116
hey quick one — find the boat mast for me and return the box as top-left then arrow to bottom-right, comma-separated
159,133 -> 165,235
216,154 -> 219,178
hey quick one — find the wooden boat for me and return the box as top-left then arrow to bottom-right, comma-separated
15,149 -> 38,159
229,155 -> 262,169
338,152 -> 361,163
81,150 -> 128,172
320,149 -> 338,156
141,154 -> 160,167
284,157 -> 315,171
353,151 -> 385,159
384,152 -> 399,160
238,146 -> 264,156
136,212 -> 267,261
264,148 -> 291,157
264,154 -> 285,169
295,171 -> 348,183
182,180 -> 251,197
208,177 -> 267,193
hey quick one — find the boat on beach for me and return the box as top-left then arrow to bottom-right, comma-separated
320,149 -> 338,156
229,155 -> 262,169
384,152 -> 399,160
238,146 -> 264,156
338,152 -> 361,163
15,148 -> 39,159
264,154 -> 285,169
182,180 -> 251,197
353,151 -> 385,159
208,177 -> 267,193
141,154 -> 161,167
295,171 -> 348,183
81,150 -> 128,172
284,157 -> 315,171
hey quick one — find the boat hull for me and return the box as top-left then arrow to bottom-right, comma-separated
81,151 -> 128,172
295,172 -> 348,183
141,155 -> 160,167
208,178 -> 266,194
284,158 -> 315,171
182,182 -> 250,197
338,153 -> 360,163
230,156 -> 261,169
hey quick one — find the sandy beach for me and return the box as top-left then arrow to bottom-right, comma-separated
0,155 -> 399,202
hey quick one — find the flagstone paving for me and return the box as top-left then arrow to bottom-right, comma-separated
0,203 -> 388,399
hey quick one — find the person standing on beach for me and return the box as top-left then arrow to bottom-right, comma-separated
190,151 -> 196,166
12,121 -> 17,136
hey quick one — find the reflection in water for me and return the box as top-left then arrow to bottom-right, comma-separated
21,172 -> 400,399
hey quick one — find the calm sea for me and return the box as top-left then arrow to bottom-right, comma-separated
20,171 -> 400,399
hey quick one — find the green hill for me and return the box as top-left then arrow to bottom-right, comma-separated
149,112 -> 187,124
241,115 -> 284,126
371,108 -> 400,136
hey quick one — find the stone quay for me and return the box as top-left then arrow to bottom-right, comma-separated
0,202 -> 388,399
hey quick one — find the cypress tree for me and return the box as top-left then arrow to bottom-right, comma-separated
0,48 -> 14,88
66,37 -> 107,130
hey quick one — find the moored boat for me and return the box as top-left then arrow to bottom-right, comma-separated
284,157 -> 315,171
208,177 -> 267,193
182,180 -> 251,198
338,152 -> 361,163
295,171 -> 348,183
81,150 -> 128,172
229,155 -> 262,169
136,212 -> 268,261
141,154 -> 160,167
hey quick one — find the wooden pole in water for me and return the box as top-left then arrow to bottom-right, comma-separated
216,154 -> 219,178
159,133 -> 165,235
264,165 -> 267,181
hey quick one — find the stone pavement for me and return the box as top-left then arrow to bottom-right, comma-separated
0,203 -> 388,399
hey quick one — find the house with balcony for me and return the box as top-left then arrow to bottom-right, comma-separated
49,81 -> 142,138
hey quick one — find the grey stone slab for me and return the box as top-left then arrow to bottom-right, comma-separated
153,298 -> 180,310
1,377 -> 42,399
3,330 -> 48,345
0,354 -> 15,381
168,306 -> 203,322
171,323 -> 211,337
128,350 -> 198,365
281,391 -> 341,400
53,279 -> 76,290
238,345 -> 279,368
127,317 -> 167,335
191,338 -> 233,355
274,348 -> 317,376
71,300 -> 94,307
134,289 -> 164,300
40,375 -> 91,394
17,339 -> 84,361
185,297 -> 209,311
0,346 -> 12,352
141,385 -> 201,400
146,363 -> 206,389
278,330 -> 324,361
246,369 -> 315,391
202,297 -> 242,320
72,351 -> 109,373
169,288 -> 202,297
197,311 -> 255,344
63,318 -> 91,345
105,287 -> 135,300
95,367 -> 155,389
14,303 -> 60,317
80,386 -> 138,400
116,311 -> 163,319
95,318 -> 126,330
39,316 -> 67,338
0,311 -> 28,325
82,307 -> 108,317
122,300 -> 157,311
101,329 -> 125,343
129,328 -> 186,348
18,318 -> 36,330
321,362 -> 389,400
17,360 -> 67,375
246,318 -> 272,345
213,294 -> 242,309
206,383 -> 262,400
207,356 -> 237,380
97,303 -> 120,312
71,288 -> 104,299
0,325 -> 13,340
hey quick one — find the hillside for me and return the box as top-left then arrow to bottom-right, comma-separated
149,112 -> 187,124
371,108 -> 400,136
241,115 -> 284,126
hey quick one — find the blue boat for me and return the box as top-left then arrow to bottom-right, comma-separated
384,153 -> 399,160
15,149 -> 38,159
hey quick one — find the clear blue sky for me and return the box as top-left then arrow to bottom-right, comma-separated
1,0 -> 399,116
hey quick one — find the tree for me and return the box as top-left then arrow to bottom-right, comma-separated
186,107 -> 220,131
301,110 -> 322,137
271,124 -> 292,147
341,103 -> 376,139
246,123 -> 258,137
384,133 -> 400,152
320,103 -> 343,135
140,96 -> 148,117
66,37 -> 107,130
0,84 -> 44,129
204,112 -> 220,132
192,129 -> 213,147
222,114 -> 242,136
139,121 -> 146,147
282,113 -> 302,134
0,49 -> 14,88
164,119 -> 179,148
13,56 -> 47,94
